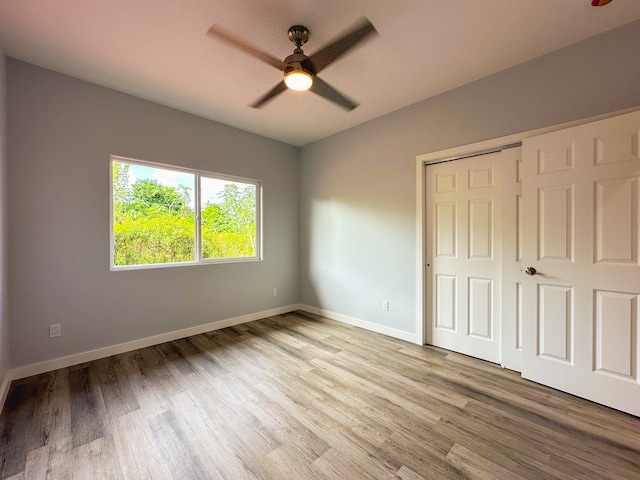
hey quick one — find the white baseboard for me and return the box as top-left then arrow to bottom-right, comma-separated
10,304 -> 300,381
298,304 -> 419,344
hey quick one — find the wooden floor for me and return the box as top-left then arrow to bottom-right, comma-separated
1,311 -> 639,479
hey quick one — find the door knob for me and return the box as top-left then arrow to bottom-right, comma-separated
525,267 -> 537,276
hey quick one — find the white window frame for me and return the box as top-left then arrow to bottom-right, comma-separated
110,155 -> 262,271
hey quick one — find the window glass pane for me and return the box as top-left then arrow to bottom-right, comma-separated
200,176 -> 257,259
112,161 -> 195,266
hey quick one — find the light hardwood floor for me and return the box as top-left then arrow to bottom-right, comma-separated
1,311 -> 639,479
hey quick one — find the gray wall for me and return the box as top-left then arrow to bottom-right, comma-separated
299,20 -> 640,336
0,46 -> 9,384
7,60 -> 299,367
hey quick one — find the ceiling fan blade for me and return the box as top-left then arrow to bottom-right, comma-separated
308,17 -> 377,74
250,80 -> 288,108
310,76 -> 358,111
207,25 -> 285,70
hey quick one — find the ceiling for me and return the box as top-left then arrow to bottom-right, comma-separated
1,1 -> 639,147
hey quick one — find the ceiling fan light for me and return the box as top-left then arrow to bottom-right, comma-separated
284,70 -> 313,91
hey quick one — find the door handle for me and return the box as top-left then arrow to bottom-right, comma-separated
524,267 -> 537,276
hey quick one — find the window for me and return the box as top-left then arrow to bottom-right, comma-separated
110,156 -> 260,269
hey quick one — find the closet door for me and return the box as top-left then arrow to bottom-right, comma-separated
522,110 -> 640,416
426,151 -> 506,364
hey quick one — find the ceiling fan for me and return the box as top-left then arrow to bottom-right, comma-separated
207,17 -> 377,111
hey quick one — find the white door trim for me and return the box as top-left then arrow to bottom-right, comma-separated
415,106 -> 640,346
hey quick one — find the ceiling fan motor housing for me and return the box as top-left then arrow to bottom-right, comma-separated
284,51 -> 315,77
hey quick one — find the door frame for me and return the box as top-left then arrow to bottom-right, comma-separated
415,107 -> 640,348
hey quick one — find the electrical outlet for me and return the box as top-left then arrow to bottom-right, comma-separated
382,300 -> 389,311
49,324 -> 61,338
272,288 -> 278,297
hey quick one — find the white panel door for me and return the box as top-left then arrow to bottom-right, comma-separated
522,110 -> 640,416
426,151 -> 508,364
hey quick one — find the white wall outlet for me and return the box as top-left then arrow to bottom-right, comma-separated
272,288 -> 278,297
49,323 -> 61,338
382,300 -> 389,311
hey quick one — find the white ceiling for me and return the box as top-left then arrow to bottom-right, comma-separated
1,1 -> 639,146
